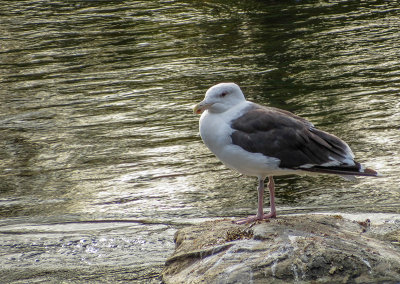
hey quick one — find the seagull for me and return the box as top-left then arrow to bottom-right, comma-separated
193,82 -> 379,224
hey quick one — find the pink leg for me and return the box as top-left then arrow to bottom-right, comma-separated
235,176 -> 276,224
256,178 -> 266,219
267,176 -> 276,218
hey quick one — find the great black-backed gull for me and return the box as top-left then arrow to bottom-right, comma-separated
193,82 -> 379,224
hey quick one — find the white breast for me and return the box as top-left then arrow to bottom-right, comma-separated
199,102 -> 285,178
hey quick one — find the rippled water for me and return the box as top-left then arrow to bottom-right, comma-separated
1,0 -> 399,282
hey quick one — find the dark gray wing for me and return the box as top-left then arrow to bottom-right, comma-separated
230,104 -> 360,171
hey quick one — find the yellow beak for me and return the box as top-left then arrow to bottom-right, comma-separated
193,103 -> 202,114
193,101 -> 212,115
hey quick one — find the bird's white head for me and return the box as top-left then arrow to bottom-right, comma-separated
193,83 -> 246,114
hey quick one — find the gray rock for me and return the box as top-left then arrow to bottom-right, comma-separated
162,214 -> 400,283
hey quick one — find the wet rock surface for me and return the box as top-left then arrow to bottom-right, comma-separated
162,214 -> 400,283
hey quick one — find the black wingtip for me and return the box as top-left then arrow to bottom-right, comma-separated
364,168 -> 384,177
300,166 -> 381,177
363,168 -> 378,176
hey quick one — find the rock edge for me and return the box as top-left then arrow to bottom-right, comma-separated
162,214 -> 400,283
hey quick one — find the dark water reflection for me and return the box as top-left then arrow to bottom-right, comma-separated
1,0 -> 399,282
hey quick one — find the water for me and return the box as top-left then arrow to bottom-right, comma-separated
1,0 -> 399,282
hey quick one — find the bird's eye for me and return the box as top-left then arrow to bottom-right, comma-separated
220,92 -> 227,97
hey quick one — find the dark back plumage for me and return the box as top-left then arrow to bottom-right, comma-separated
230,104 -> 377,176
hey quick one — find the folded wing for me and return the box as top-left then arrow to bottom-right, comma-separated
230,104 -> 378,177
